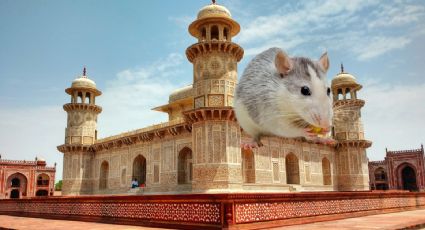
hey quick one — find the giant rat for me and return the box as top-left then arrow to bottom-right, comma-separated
234,47 -> 334,149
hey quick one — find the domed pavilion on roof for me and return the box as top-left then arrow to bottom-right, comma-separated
58,1 -> 372,195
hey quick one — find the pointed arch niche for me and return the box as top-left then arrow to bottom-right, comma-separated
286,153 -> 300,184
242,149 -> 255,183
322,157 -> 332,185
99,161 -> 109,190
132,155 -> 147,186
178,147 -> 193,184
7,173 -> 28,198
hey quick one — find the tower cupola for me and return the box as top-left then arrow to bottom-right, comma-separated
60,67 -> 102,146
186,1 -> 244,108
331,64 -> 362,101
66,67 -> 101,104
188,1 -> 240,42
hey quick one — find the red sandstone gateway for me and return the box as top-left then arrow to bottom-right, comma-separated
0,157 -> 56,199
369,145 -> 425,192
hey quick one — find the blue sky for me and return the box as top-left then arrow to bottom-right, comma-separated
1,0 -> 424,181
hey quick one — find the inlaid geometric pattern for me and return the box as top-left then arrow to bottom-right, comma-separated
235,197 -> 425,223
0,201 -> 221,224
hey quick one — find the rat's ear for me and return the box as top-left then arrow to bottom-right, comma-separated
275,50 -> 292,76
319,52 -> 329,72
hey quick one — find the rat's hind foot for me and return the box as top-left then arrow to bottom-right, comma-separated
241,139 -> 263,150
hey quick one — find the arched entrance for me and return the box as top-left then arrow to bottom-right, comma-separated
7,173 -> 28,199
178,147 -> 193,184
10,189 -> 20,199
99,161 -> 109,190
374,167 -> 387,181
401,166 -> 418,191
132,155 -> 146,186
374,167 -> 388,190
286,153 -> 300,184
36,190 -> 48,197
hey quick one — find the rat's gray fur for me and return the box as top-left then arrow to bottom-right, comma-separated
234,47 -> 332,143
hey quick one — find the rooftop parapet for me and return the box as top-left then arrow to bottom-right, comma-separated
386,144 -> 424,155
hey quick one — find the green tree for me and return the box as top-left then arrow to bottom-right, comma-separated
55,180 -> 62,191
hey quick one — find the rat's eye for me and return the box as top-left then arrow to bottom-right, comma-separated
327,87 -> 331,96
301,86 -> 311,96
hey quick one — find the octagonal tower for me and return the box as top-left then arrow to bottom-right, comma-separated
332,64 -> 372,191
184,2 -> 244,192
57,68 -> 102,195
186,1 -> 243,108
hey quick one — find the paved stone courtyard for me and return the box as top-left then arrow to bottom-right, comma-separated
1,209 -> 425,230
273,209 -> 425,229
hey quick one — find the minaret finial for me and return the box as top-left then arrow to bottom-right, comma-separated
83,66 -> 87,77
340,63 -> 344,73
212,0 -> 216,4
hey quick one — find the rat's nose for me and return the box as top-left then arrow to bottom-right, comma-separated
320,118 -> 331,130
314,113 -> 331,129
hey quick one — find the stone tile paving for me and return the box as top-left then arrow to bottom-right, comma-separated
0,215 -> 173,230
274,209 -> 425,230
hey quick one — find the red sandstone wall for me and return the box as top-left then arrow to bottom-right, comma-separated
0,192 -> 424,229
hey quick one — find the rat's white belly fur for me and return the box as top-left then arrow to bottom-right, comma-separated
234,99 -> 264,139
234,99 -> 306,139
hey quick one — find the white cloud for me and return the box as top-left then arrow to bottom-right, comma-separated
234,0 -> 424,60
97,53 -> 188,138
368,4 -> 425,28
362,81 -> 425,160
237,0 -> 377,44
351,36 -> 411,60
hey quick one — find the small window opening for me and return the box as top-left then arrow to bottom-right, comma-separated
223,27 -> 228,41
201,27 -> 206,41
86,92 -> 91,104
345,88 -> 351,100
77,92 -> 83,103
211,25 -> 219,40
337,88 -> 343,100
